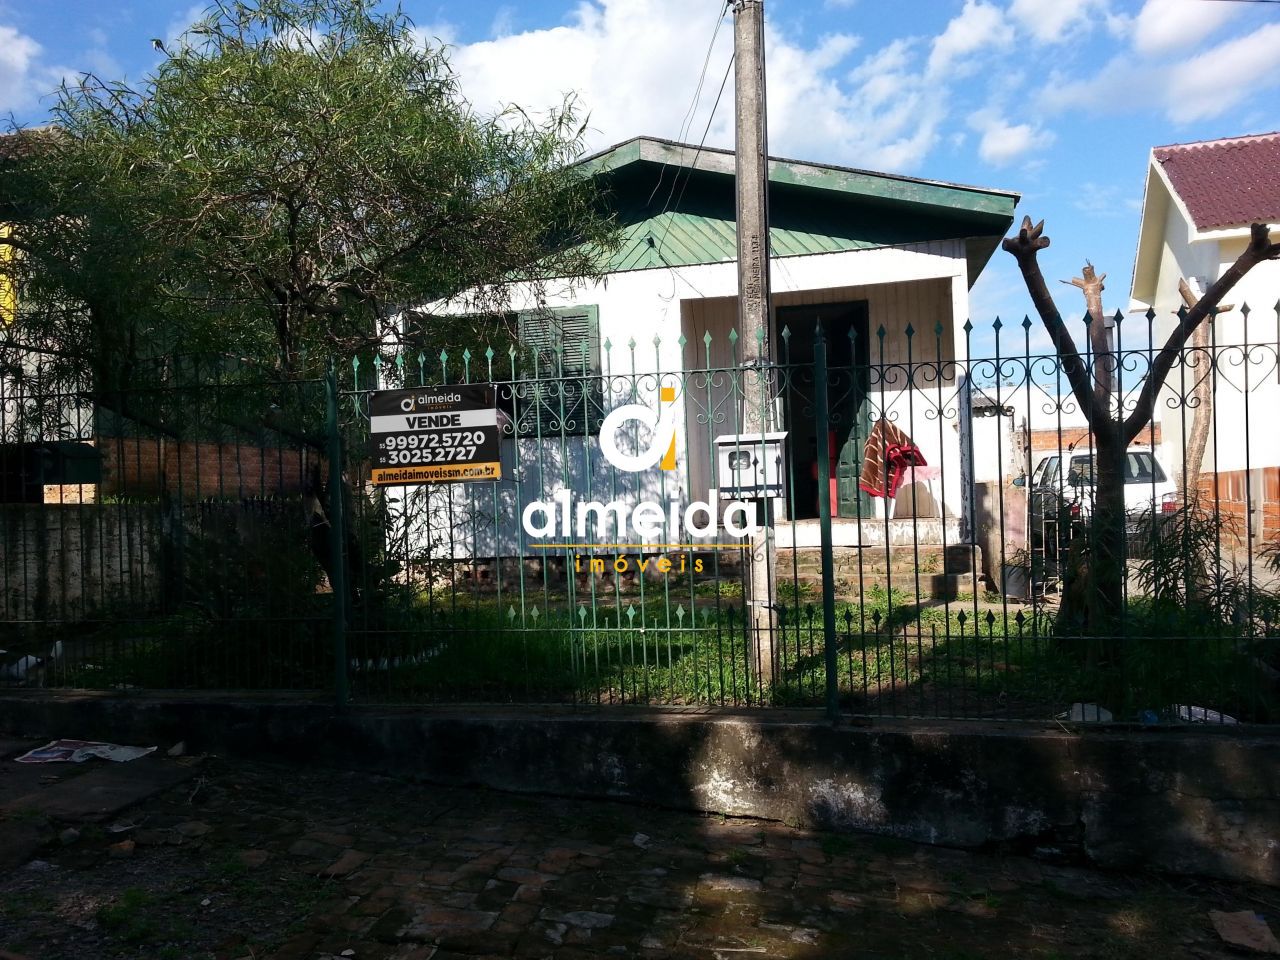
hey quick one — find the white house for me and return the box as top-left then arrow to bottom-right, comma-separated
1129,131 -> 1280,542
389,136 -> 1018,562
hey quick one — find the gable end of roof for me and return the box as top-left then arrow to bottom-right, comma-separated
1153,131 -> 1280,231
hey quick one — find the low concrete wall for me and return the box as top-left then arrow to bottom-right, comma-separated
0,505 -> 158,620
1,694 -> 1275,885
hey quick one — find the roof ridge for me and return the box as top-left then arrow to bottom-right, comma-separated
1154,131 -> 1280,153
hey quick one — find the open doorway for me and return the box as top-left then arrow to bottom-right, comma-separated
776,301 -> 871,520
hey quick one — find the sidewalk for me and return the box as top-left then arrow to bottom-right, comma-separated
0,746 -> 1275,959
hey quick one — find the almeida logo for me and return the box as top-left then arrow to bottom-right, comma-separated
598,385 -> 678,472
520,383 -> 759,543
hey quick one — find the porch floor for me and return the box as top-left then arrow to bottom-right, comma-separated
775,516 -> 964,548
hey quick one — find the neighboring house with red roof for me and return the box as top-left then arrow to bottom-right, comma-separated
1130,132 -> 1280,540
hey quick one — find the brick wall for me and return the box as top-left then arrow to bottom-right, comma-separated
97,437 -> 320,500
1029,425 -> 1162,453
1196,467 -> 1280,545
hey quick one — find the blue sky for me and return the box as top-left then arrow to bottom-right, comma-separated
2,0 -> 1278,350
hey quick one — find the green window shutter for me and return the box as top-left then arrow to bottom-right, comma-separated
515,306 -> 602,436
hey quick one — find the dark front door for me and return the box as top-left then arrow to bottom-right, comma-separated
776,301 -> 871,520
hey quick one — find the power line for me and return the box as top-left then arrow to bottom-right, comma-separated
654,49 -> 735,258
645,3 -> 731,210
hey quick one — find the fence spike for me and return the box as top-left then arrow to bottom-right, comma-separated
1241,302 -> 1251,319
1021,315 -> 1032,331
728,328 -> 739,345
1112,308 -> 1124,327
484,345 -> 495,362
905,322 -> 915,339
934,320 -> 944,338
992,316 -> 1003,333
677,333 -> 687,348
702,330 -> 712,349
963,318 -> 973,334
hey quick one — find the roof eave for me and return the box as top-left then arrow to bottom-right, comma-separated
577,135 -> 1020,222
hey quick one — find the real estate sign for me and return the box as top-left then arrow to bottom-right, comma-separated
368,385 -> 501,485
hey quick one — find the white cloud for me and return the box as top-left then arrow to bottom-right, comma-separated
165,3 -> 208,47
1039,21 -> 1280,124
489,5 -> 516,40
447,0 -> 949,172
1131,0 -> 1241,56
968,107 -> 1054,166
0,23 -> 76,121
1165,24 -> 1280,122
1072,181 -> 1141,218
1008,0 -> 1110,44
824,0 -> 858,9
0,24 -> 42,113
926,0 -> 1014,78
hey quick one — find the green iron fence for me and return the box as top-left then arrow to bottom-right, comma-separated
3,308 -> 1280,724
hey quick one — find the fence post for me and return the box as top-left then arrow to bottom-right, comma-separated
325,360 -> 349,711
813,322 -> 840,722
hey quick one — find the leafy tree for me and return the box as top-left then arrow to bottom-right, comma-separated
1004,217 -> 1278,646
1,0 -> 619,601
2,0 -> 617,389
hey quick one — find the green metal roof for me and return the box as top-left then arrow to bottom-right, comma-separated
577,137 -> 1019,286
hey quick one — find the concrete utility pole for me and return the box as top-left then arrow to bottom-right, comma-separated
733,0 -> 778,685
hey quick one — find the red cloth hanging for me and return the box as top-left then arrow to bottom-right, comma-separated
858,418 -> 926,500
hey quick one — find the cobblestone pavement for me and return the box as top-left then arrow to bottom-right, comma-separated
1,756 -> 1277,959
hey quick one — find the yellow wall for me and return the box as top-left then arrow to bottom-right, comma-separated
0,224 -> 14,324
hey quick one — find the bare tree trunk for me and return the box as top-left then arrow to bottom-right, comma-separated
1177,278 -> 1214,500
1003,218 -> 1278,647
1087,436 -> 1127,650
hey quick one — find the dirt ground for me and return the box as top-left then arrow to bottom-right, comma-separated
1,749 -> 1278,960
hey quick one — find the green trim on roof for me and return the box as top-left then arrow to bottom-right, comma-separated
575,136 -> 1018,281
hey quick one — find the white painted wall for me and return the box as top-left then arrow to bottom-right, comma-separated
388,240 -> 979,558
1140,197 -> 1280,481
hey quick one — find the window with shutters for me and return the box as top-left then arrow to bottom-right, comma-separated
515,305 -> 604,436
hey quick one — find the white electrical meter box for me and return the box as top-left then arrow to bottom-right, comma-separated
714,432 -> 787,499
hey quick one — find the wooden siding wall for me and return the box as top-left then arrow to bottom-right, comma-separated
680,277 -> 956,507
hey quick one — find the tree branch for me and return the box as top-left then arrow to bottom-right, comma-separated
1122,222 -> 1278,444
1002,216 -> 1107,437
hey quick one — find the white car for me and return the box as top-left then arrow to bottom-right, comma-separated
1026,447 -> 1178,555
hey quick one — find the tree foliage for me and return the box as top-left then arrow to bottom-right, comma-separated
1,0 -> 619,392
